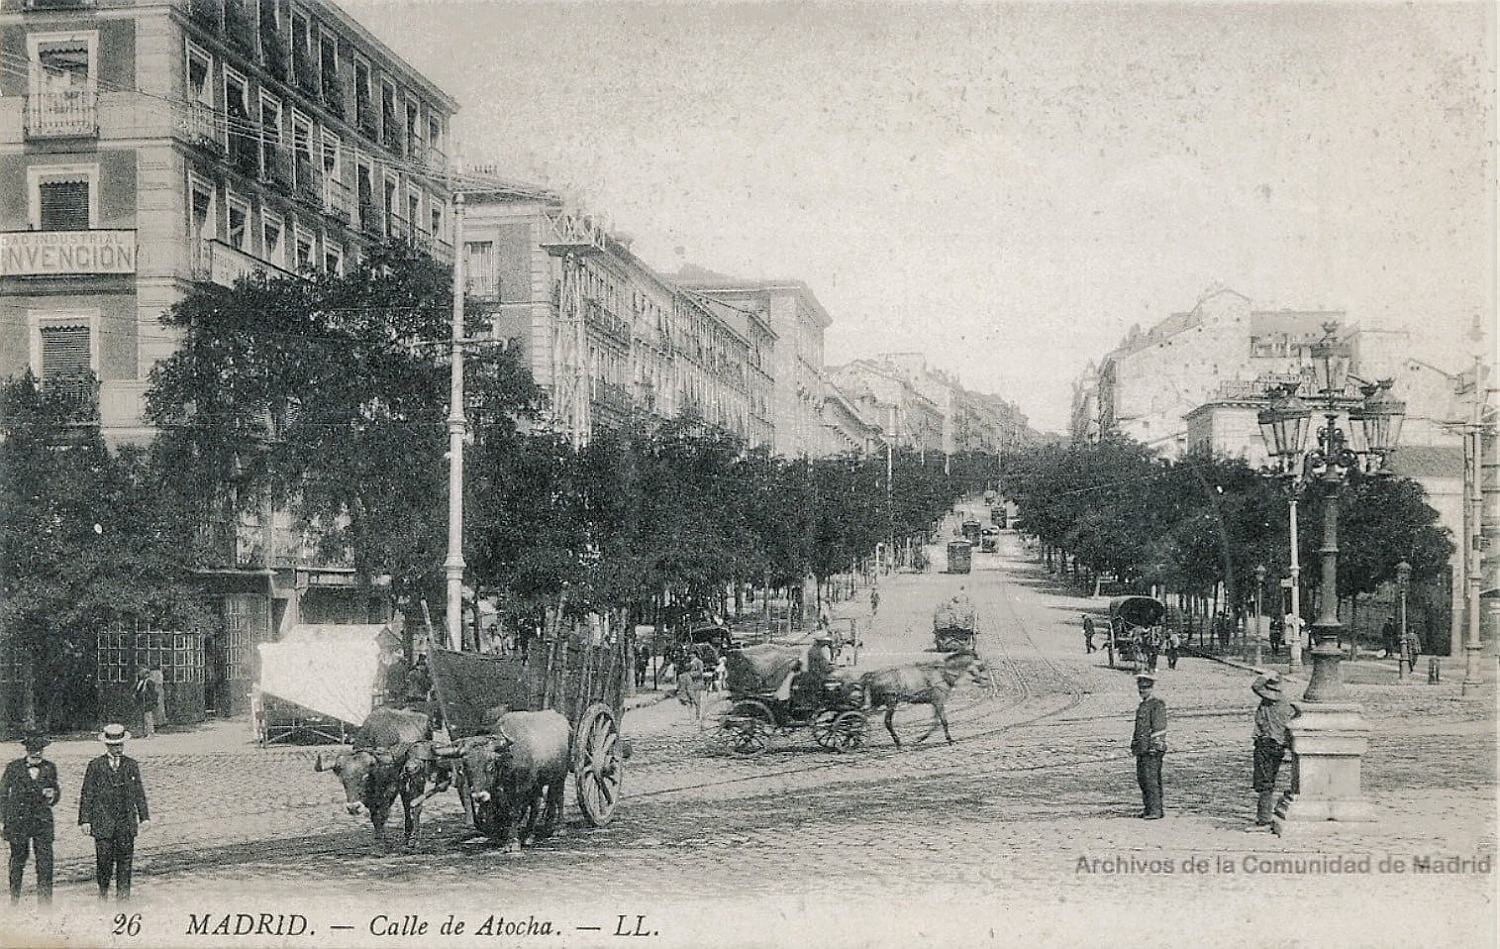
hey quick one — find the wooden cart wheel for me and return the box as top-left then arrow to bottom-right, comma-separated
830,711 -> 868,753
573,704 -> 623,827
721,698 -> 775,758
811,709 -> 841,749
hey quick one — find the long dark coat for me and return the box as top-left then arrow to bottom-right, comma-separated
78,754 -> 150,840
2,756 -> 59,840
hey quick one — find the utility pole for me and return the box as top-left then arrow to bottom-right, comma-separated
1461,350 -> 1491,696
444,150 -> 466,653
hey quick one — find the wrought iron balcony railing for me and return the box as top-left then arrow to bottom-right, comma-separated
25,91 -> 98,139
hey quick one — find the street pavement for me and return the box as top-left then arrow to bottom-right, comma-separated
4,508 -> 1494,949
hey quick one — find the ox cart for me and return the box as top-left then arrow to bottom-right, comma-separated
428,630 -> 628,836
1106,596 -> 1166,671
712,643 -> 869,757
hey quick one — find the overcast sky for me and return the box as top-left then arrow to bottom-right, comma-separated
344,0 -> 1495,433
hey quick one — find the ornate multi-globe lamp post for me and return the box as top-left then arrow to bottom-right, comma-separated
1257,324 -> 1406,829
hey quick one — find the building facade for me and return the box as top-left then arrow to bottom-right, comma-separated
461,193 -> 770,448
0,0 -> 456,714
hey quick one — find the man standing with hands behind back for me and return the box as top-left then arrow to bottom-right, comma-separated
79,724 -> 150,901
2,731 -> 59,905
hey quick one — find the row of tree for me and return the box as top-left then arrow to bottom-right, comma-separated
1001,436 -> 1454,625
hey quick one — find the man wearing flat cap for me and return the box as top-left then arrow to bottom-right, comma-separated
79,724 -> 150,900
1130,672 -> 1167,819
1250,673 -> 1294,829
2,731 -> 59,905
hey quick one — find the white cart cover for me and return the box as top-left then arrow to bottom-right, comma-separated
257,624 -> 393,726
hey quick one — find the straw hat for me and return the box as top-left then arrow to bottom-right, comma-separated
99,723 -> 131,745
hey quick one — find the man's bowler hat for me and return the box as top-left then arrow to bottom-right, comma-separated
21,731 -> 50,752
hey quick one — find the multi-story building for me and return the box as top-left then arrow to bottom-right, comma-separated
826,358 -> 944,455
1075,288 -> 1346,455
675,271 -> 831,458
0,0 -> 457,715
461,192 -> 769,447
817,380 -> 881,455
1,0 -> 456,444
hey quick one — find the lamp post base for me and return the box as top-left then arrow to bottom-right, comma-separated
1272,702 -> 1377,835
1461,643 -> 1487,697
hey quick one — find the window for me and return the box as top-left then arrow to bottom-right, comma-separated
186,42 -> 214,105
356,159 -> 375,233
320,131 -> 344,215
262,212 -> 285,268
407,193 -> 420,236
293,226 -> 315,272
324,241 -> 343,275
30,312 -> 99,385
227,194 -> 250,250
465,241 -> 497,298
189,175 -> 216,245
318,30 -> 341,109
405,96 -> 421,155
380,80 -> 398,148
353,57 -> 373,132
383,174 -> 398,236
291,111 -> 314,194
427,116 -> 442,157
27,32 -> 98,137
224,68 -> 257,175
260,93 -> 285,183
291,10 -> 314,91
429,195 -> 444,239
29,164 -> 97,230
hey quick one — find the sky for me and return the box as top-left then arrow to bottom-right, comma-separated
342,0 -> 1496,433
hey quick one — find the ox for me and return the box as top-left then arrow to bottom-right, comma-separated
436,709 -> 570,853
861,651 -> 991,748
313,706 -> 450,852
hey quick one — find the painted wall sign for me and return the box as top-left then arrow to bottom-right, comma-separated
1,230 -> 137,275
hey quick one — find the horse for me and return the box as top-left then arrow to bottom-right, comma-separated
860,651 -> 991,748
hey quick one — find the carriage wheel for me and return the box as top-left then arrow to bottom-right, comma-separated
811,710 -> 841,749
720,699 -> 775,758
573,704 -> 623,827
829,711 -> 868,753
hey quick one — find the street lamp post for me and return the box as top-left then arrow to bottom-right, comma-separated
1257,323 -> 1406,832
1254,564 -> 1267,667
1396,559 -> 1412,683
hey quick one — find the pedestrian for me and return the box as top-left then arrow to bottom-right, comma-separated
714,656 -> 727,693
1381,616 -> 1398,658
684,651 -> 706,725
634,648 -> 649,689
133,667 -> 158,739
1269,616 -> 1285,656
1165,630 -> 1181,670
1129,672 -> 1166,820
1400,626 -> 1422,676
78,724 -> 150,901
1142,626 -> 1162,673
1248,673 -> 1293,830
1082,614 -> 1096,653
870,587 -> 880,615
404,654 -> 433,707
3,730 -> 59,906
1214,611 -> 1231,651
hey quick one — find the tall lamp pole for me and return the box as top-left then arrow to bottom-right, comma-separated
1258,323 -> 1406,831
444,170 -> 467,652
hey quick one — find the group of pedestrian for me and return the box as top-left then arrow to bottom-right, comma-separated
1082,614 -> 1178,672
3,725 -> 152,907
1126,669 -> 1293,831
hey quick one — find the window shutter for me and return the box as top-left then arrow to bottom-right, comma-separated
39,180 -> 90,230
39,324 -> 91,382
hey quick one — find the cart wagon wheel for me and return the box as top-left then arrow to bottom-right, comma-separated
573,703 -> 623,827
811,709 -> 841,749
720,698 -> 775,758
829,710 -> 868,752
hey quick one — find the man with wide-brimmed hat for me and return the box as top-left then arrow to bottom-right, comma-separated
2,730 -> 59,905
78,724 -> 151,900
1249,673 -> 1294,830
1130,672 -> 1167,819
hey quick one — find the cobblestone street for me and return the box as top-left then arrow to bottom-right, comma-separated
6,527 -> 1494,949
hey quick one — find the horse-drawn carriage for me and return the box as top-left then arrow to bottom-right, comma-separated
428,628 -> 628,838
712,643 -> 869,757
933,597 -> 978,652
1105,596 -> 1166,671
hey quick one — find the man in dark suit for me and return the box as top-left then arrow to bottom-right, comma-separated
1130,672 -> 1167,819
78,724 -> 151,900
2,731 -> 59,905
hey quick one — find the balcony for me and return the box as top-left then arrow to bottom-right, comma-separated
192,238 -> 298,288
178,100 -> 225,152
584,298 -> 631,344
293,157 -> 319,201
357,200 -> 382,238
410,140 -> 449,175
355,103 -> 377,139
264,143 -> 293,188
320,74 -> 344,117
228,129 -> 260,177
26,91 -> 98,139
412,229 -> 452,263
380,118 -> 403,154
24,0 -> 98,8
591,381 -> 632,414
322,177 -> 352,223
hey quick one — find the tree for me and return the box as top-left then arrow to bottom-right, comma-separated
0,373 -> 207,729
146,243 -> 543,627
